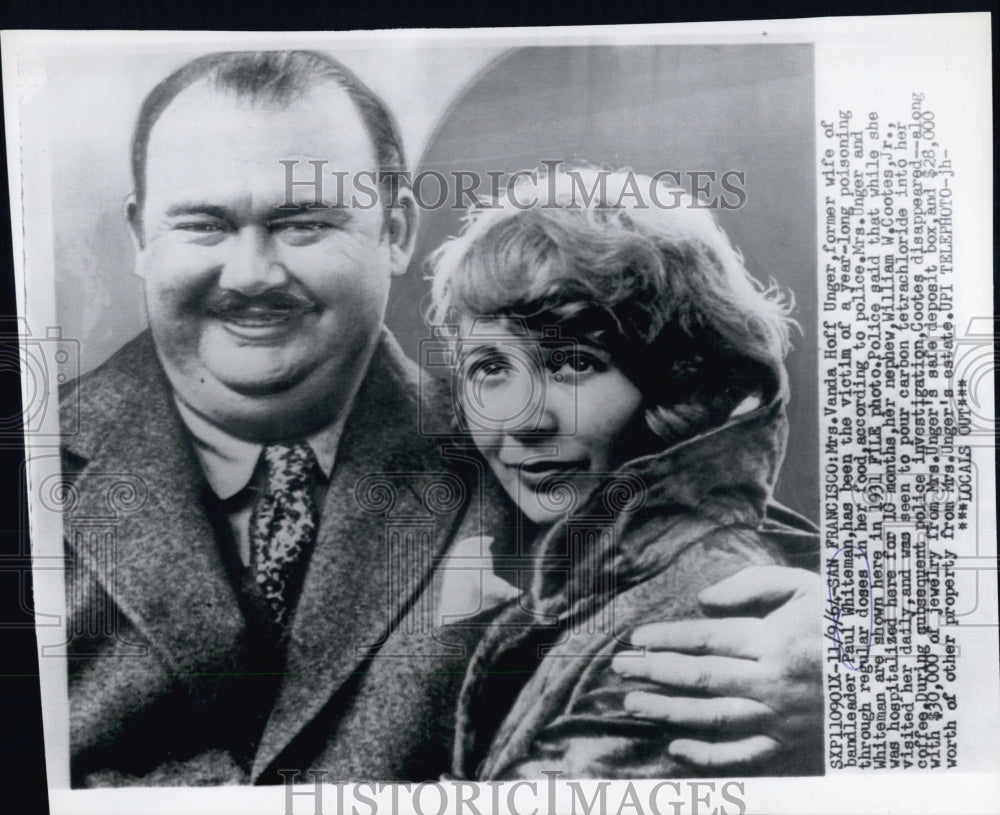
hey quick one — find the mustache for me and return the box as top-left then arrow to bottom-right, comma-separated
200,289 -> 318,316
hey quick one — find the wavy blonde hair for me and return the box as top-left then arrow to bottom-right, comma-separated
428,166 -> 797,446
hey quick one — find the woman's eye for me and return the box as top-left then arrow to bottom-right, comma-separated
463,352 -> 516,384
551,352 -> 602,376
472,358 -> 510,378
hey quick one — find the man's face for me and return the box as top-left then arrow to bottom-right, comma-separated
131,80 -> 412,441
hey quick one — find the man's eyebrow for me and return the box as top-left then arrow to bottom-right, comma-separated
269,202 -> 352,221
164,202 -> 231,219
161,201 -> 353,223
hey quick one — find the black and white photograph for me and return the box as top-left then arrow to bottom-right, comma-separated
2,16 -> 995,815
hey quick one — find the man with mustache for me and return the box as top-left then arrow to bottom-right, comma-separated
59,50 -> 822,786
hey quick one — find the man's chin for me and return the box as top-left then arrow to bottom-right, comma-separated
157,343 -> 354,440
172,367 -> 335,440
199,389 -> 336,442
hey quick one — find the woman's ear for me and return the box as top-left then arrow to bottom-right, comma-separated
386,187 -> 417,277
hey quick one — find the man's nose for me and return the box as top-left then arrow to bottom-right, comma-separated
217,226 -> 289,294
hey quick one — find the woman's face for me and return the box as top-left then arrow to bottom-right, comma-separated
458,318 -> 645,526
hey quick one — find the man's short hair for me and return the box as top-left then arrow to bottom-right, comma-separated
131,50 -> 409,210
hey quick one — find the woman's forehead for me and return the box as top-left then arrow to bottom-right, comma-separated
456,317 -> 609,355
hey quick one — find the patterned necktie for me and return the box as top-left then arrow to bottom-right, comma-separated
249,442 -> 319,626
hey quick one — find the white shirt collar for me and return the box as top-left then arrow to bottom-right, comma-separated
174,398 -> 346,500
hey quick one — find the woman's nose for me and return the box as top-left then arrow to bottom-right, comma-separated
502,368 -> 561,438
465,365 -> 543,434
217,226 -> 289,294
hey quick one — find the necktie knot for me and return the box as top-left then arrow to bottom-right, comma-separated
261,442 -> 318,493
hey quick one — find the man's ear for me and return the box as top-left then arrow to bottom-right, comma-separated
385,186 -> 417,277
125,194 -> 146,274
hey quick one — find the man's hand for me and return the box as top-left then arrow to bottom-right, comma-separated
610,565 -> 823,772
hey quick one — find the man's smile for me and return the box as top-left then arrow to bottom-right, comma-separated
202,291 -> 320,340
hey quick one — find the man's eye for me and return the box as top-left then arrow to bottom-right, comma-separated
271,221 -> 332,233
175,221 -> 227,233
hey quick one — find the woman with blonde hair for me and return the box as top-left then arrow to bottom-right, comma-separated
429,166 -> 820,779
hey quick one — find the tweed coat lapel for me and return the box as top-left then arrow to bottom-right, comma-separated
60,332 -> 244,706
251,332 -> 468,780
